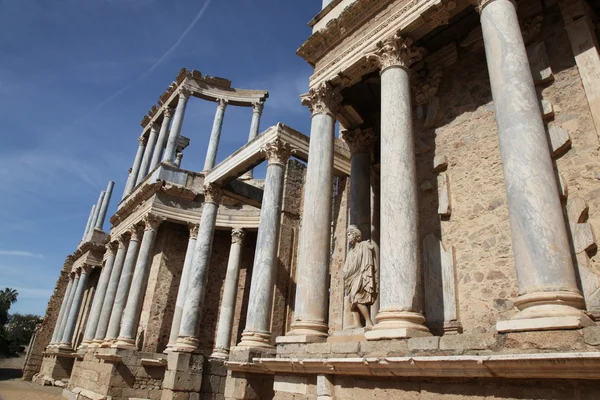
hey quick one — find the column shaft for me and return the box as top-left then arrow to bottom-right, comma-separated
164,90 -> 190,164
82,205 -> 96,241
56,275 -> 79,347
49,277 -> 74,346
123,137 -> 147,197
59,268 -> 91,349
241,102 -> 264,179
95,181 -> 114,230
150,109 -> 173,171
88,191 -> 105,237
137,124 -> 159,185
203,99 -> 228,171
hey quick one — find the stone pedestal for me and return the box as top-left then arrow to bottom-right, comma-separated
150,108 -> 173,171
164,88 -> 190,164
162,352 -> 204,400
203,99 -> 228,171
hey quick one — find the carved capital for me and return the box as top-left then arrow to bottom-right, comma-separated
148,122 -> 159,133
253,100 -> 265,114
261,138 -> 295,166
163,108 -> 174,119
413,67 -> 443,106
178,87 -> 192,100
117,234 -> 129,248
138,136 -> 148,146
129,225 -> 144,242
188,223 -> 199,239
81,264 -> 94,274
342,128 -> 376,155
470,0 -> 502,12
204,183 -> 223,204
301,82 -> 341,116
143,214 -> 164,232
366,34 -> 424,71
216,98 -> 228,109
231,228 -> 246,245
106,241 -> 118,256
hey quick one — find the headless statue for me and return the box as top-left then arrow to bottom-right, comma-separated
343,225 -> 377,329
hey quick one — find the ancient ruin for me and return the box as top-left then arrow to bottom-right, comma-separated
23,0 -> 600,399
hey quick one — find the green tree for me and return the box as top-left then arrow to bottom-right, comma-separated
4,313 -> 43,355
0,288 -> 18,325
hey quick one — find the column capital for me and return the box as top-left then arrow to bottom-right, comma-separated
261,137 -> 295,166
204,183 -> 223,204
231,227 -> 246,245
163,107 -> 174,118
81,264 -> 94,274
117,234 -> 129,248
188,223 -> 200,239
143,214 -> 165,232
366,33 -> 424,72
148,122 -> 159,133
69,270 -> 77,279
175,152 -> 183,163
216,98 -> 228,109
129,225 -> 144,242
342,128 -> 377,155
138,136 -> 148,146
252,100 -> 265,115
178,87 -> 192,101
106,241 -> 118,256
301,81 -> 341,116
470,0 -> 506,12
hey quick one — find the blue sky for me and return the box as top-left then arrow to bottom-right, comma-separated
0,0 -> 320,315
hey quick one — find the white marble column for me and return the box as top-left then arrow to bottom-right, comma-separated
114,215 -> 164,349
173,184 -> 222,352
203,99 -> 228,171
123,136 -> 147,198
93,236 -> 128,345
165,223 -> 199,352
80,243 -> 117,348
370,169 -> 381,321
288,82 -> 340,340
150,108 -> 174,171
49,274 -> 74,347
82,205 -> 96,242
137,123 -> 159,185
95,181 -> 114,231
88,191 -> 105,237
364,34 -> 430,340
103,226 -> 142,345
211,228 -> 246,358
478,0 -> 593,331
240,101 -> 265,180
59,265 -> 92,350
239,139 -> 294,348
55,272 -> 78,347
164,88 -> 191,164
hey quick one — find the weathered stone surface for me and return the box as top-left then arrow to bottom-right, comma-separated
439,333 -> 497,351
408,336 -> 440,352
548,124 -> 572,158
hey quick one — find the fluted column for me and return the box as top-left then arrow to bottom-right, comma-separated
95,181 -> 114,231
137,123 -> 159,185
80,243 -> 117,348
241,101 -> 265,179
203,99 -> 228,171
287,82 -> 340,340
164,88 -> 191,164
173,184 -> 222,352
165,223 -> 199,352
88,191 -> 105,237
477,0 -> 593,331
364,34 -> 430,340
239,139 -> 294,348
123,136 -> 147,198
115,215 -> 164,349
82,205 -> 96,242
150,108 -> 174,170
211,228 -> 246,358
59,265 -> 92,350
93,236 -> 128,345
49,274 -> 74,347
103,226 -> 142,345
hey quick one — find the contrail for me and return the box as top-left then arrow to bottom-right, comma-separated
55,0 -> 212,137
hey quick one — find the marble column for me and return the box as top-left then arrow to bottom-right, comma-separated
164,88 -> 191,164
240,101 -> 265,179
239,139 -> 293,348
103,226 -> 142,344
123,136 -> 147,198
478,0 -> 592,331
364,34 -> 430,340
150,108 -> 174,170
89,191 -> 105,236
80,243 -> 117,348
82,205 -> 96,241
173,184 -> 222,352
55,272 -> 79,347
203,99 -> 228,171
114,215 -> 164,349
49,274 -> 74,347
343,128 -> 376,239
137,123 -> 159,185
59,265 -> 92,350
211,228 -> 246,358
165,223 -> 199,352
288,82 -> 340,340
95,181 -> 114,231
93,236 -> 128,345
370,169 -> 381,321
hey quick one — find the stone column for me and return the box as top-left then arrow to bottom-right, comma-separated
115,215 -> 164,349
103,226 -> 142,344
173,184 -> 222,352
137,123 -> 159,185
174,152 -> 183,167
477,0 -> 592,331
49,275 -> 74,346
239,139 -> 294,348
364,34 -> 430,340
241,101 -> 265,179
80,243 -> 117,348
343,128 -> 376,239
370,169 -> 381,320
59,265 -> 92,350
55,272 -> 79,347
150,108 -> 174,170
89,191 -> 105,236
164,88 -> 191,164
82,205 -> 96,241
203,99 -> 228,171
211,228 -> 246,358
165,223 -> 199,352
287,82 -> 340,340
123,136 -> 147,198
95,181 -> 114,231
93,236 -> 128,345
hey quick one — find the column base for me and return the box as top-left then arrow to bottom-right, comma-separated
171,336 -> 199,353
287,320 -> 329,340
100,339 -> 116,348
237,331 -> 274,349
209,346 -> 230,359
78,340 -> 93,350
56,343 -> 74,352
90,339 -> 104,347
365,311 -> 431,341
111,338 -> 136,350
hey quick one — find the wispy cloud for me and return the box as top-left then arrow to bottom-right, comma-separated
0,250 -> 43,259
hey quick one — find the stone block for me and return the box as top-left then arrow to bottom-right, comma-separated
583,326 -> 600,346
229,347 -> 275,363
331,341 -> 359,354
497,315 -> 594,333
163,370 -> 203,392
540,99 -> 555,120
359,339 -> 409,356
548,125 -> 571,158
167,351 -> 192,372
273,375 -> 307,395
408,336 -> 440,352
527,41 -> 554,84
437,172 -> 451,216
316,375 -> 333,397
439,333 -> 497,351
571,223 -> 596,254
276,344 -> 305,356
305,342 -> 331,354
433,154 -> 448,172
505,330 -> 585,350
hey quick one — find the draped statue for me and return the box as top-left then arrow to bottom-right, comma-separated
343,225 -> 377,329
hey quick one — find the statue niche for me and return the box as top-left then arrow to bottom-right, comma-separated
343,225 -> 378,329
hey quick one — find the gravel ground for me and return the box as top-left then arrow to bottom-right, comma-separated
0,356 -> 62,400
